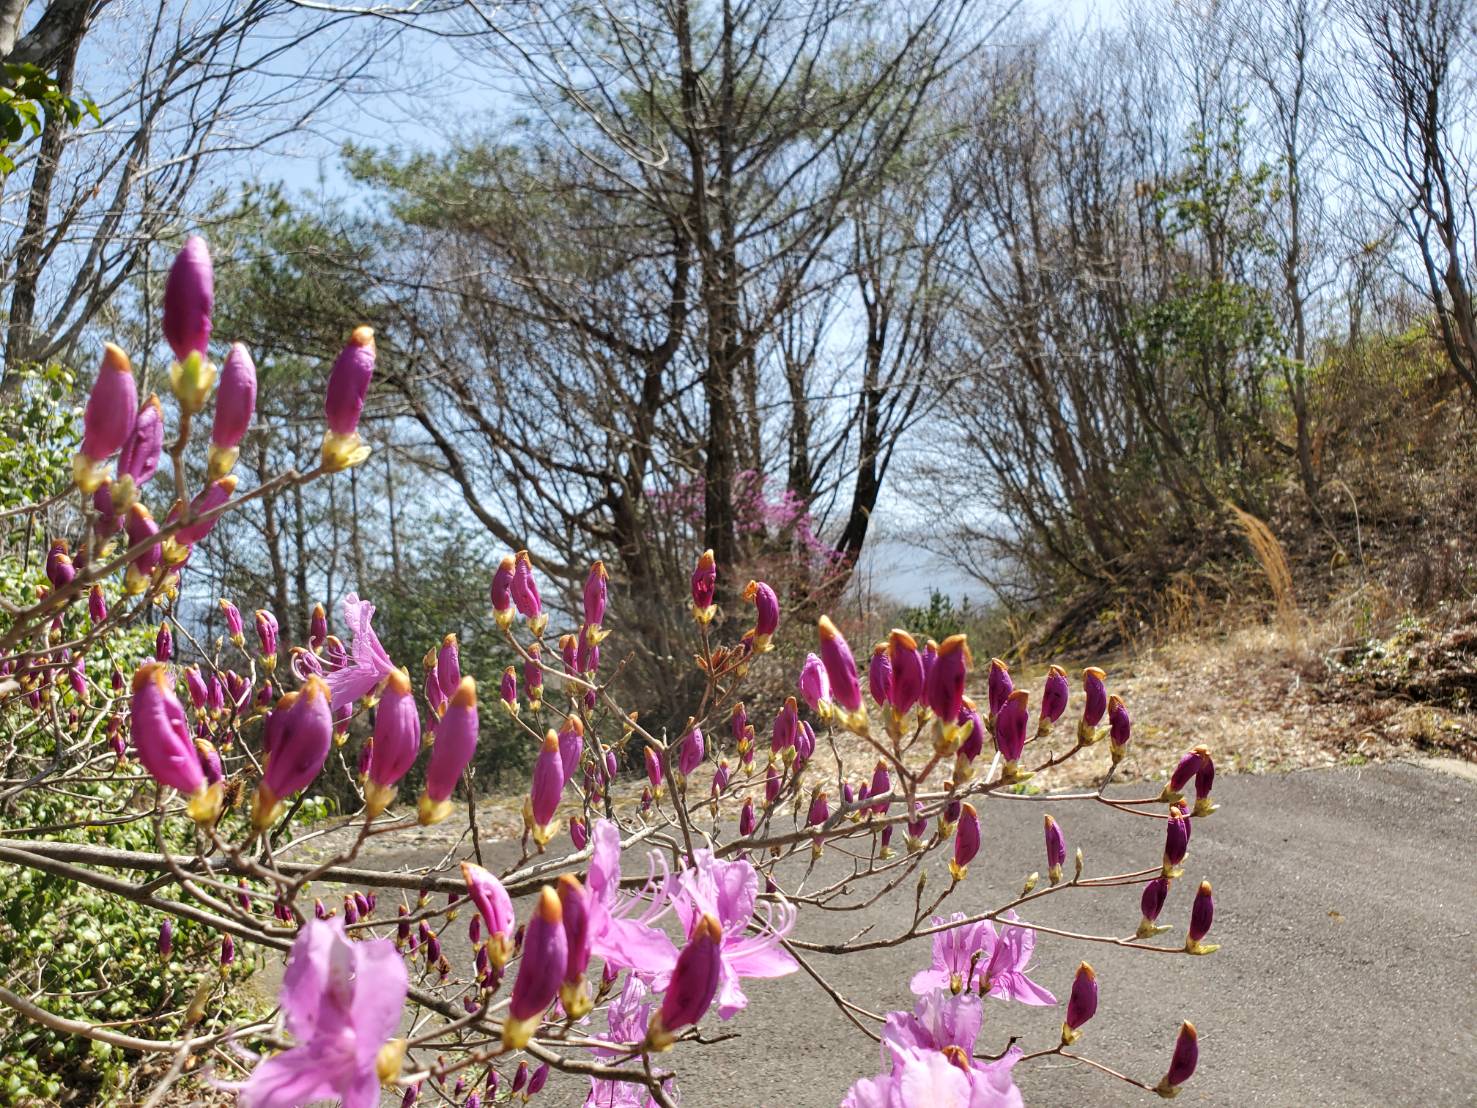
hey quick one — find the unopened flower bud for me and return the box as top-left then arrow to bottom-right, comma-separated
1154,1021 -> 1199,1098
1061,962 -> 1098,1044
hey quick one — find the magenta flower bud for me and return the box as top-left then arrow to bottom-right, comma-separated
396,905 -> 411,944
739,796 -> 756,836
925,635 -> 971,722
116,394 -> 163,495
690,549 -> 717,616
645,745 -> 663,790
529,729 -> 565,829
219,599 -> 243,644
987,657 -> 1014,718
957,701 -> 985,763
1039,664 -> 1069,731
163,236 -> 213,361
921,640 -> 938,687
75,344 -> 137,488
944,797 -> 962,825
498,665 -> 518,715
131,663 -> 210,803
868,760 -> 892,815
995,689 -> 1030,763
525,643 -> 544,702
316,899 -> 329,921
511,550 -> 544,629
195,738 -> 223,786
92,482 -> 120,537
435,633 -> 460,696
1163,806 -> 1189,874
868,643 -> 892,706
401,1085 -> 419,1108
344,896 -> 360,925
183,665 -> 208,709
1188,880 -> 1215,944
576,627 -> 599,675
158,918 -> 173,960
906,802 -> 928,843
840,780 -> 854,807
806,788 -> 830,828
210,343 -> 256,457
253,677 -> 333,827
1169,748 -> 1205,793
795,720 -> 816,762
771,696 -> 799,753
678,722 -> 704,777
1107,694 -> 1131,760
1044,814 -> 1067,884
423,663 -> 443,716
307,603 -> 327,651
743,578 -> 779,647
511,1062 -> 529,1095
1062,962 -> 1098,1043
949,802 -> 980,879
173,475 -> 236,546
1081,666 -> 1107,733
503,887 -> 567,1048
817,615 -> 864,720
69,656 -> 87,699
527,1063 -> 549,1096
1156,1022 -> 1200,1096
420,678 -> 479,824
425,935 -> 442,966
764,758 -> 782,804
885,629 -> 924,715
1194,751 -> 1216,815
730,701 -> 750,744
254,609 -> 279,664
798,652 -> 831,715
558,873 -> 593,985
557,717 -> 584,781
87,583 -> 107,624
364,669 -> 420,814
712,759 -> 731,795
355,891 -> 371,918
154,623 -> 173,662
570,815 -> 588,851
648,914 -> 723,1047
584,560 -> 608,631
490,554 -> 515,626
323,326 -> 375,436
124,503 -> 162,578
219,933 -> 235,969
207,675 -> 225,713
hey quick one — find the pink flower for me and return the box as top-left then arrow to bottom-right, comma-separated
585,819 -> 677,976
528,729 -> 565,840
925,635 -> 971,725
233,917 -> 406,1108
987,658 -> 1014,719
325,593 -> 397,711
669,849 -> 797,1019
584,561 -> 609,635
1038,665 -> 1069,733
868,643 -> 892,706
844,991 -> 1023,1108
817,615 -> 865,728
910,913 -> 1055,1006
742,579 -> 779,649
584,977 -> 668,1107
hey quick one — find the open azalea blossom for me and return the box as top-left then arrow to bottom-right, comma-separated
584,976 -> 668,1107
910,913 -> 1055,1006
231,917 -> 407,1108
845,991 -> 1023,1108
668,846 -> 798,1018
585,819 -> 678,975
324,592 -> 398,710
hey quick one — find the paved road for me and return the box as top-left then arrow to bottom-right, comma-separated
367,762 -> 1477,1107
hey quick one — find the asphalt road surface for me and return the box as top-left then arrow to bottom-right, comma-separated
365,761 -> 1476,1107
